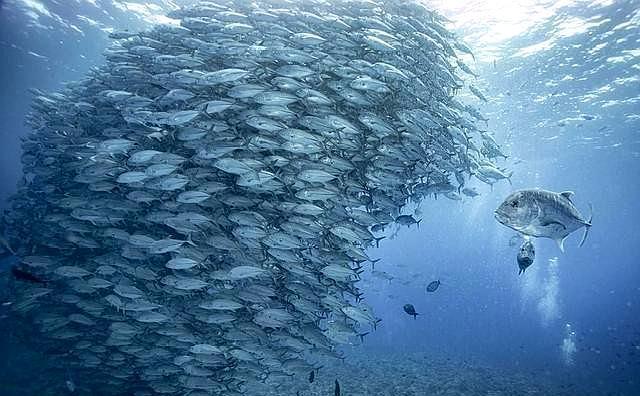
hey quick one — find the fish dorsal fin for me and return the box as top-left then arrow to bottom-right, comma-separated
560,191 -> 575,201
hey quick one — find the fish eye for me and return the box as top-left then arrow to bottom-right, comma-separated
510,200 -> 519,208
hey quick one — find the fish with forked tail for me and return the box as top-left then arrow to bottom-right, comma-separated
403,304 -> 419,319
495,189 -> 592,252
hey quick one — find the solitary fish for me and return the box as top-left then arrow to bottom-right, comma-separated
403,304 -> 418,319
495,189 -> 592,252
461,187 -> 480,197
308,369 -> 315,383
426,280 -> 440,292
517,240 -> 535,274
334,379 -> 340,396
11,266 -> 47,284
66,378 -> 76,393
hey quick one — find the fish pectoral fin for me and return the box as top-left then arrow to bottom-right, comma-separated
560,191 -> 575,201
540,219 -> 566,229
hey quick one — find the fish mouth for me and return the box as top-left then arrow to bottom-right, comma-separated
494,210 -> 507,225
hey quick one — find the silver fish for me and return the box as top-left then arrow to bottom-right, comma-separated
495,189 -> 592,252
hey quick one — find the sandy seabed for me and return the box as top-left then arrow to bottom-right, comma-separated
286,351 -> 589,396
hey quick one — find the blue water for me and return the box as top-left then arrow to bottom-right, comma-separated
1,0 -> 639,395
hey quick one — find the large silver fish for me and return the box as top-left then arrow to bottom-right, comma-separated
495,189 -> 592,252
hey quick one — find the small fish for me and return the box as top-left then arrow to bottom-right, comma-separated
308,369 -> 315,383
517,240 -> 535,274
426,280 -> 440,292
66,379 -> 76,392
334,379 -> 340,396
403,304 -> 418,319
11,266 -> 47,284
461,187 -> 479,197
395,214 -> 422,228
495,189 -> 592,252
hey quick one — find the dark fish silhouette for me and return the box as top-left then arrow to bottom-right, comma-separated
426,280 -> 440,292
517,240 -> 535,274
308,369 -> 315,383
334,379 -> 340,396
11,266 -> 47,284
403,304 -> 418,319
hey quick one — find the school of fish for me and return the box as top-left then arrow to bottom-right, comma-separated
1,0 -> 503,394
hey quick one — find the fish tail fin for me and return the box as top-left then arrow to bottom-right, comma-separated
417,219 -> 422,228
579,203 -> 593,247
374,236 -> 385,248
373,318 -> 382,330
413,313 -> 418,319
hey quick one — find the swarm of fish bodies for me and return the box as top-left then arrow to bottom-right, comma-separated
3,0 -> 501,394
